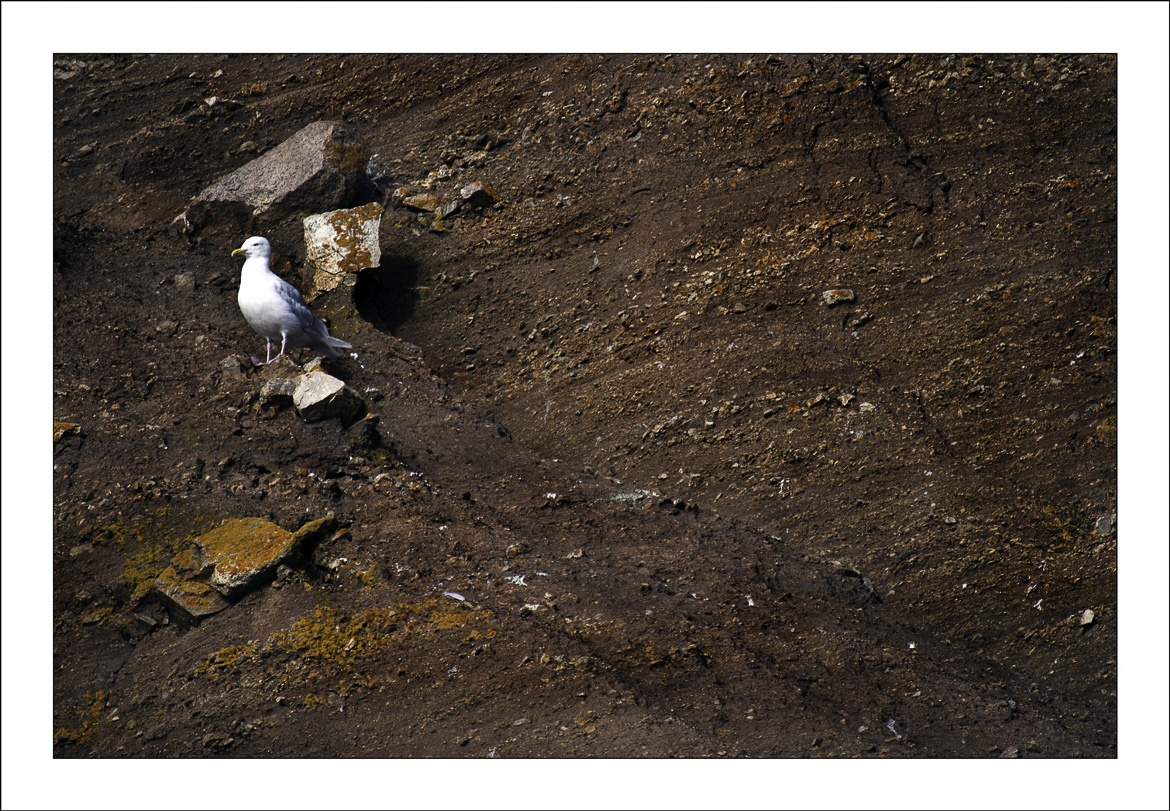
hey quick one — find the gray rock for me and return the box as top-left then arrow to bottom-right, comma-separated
219,355 -> 247,383
259,377 -> 298,408
303,202 -> 383,297
1093,514 -> 1116,535
293,371 -> 367,423
181,121 -> 371,230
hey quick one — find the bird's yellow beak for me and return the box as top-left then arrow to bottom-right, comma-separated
231,247 -> 245,257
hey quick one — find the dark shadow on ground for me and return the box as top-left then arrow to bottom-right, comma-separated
353,255 -> 421,333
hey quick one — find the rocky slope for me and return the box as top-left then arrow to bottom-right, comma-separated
52,53 -> 1116,757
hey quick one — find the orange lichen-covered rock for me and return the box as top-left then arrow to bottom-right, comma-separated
153,517 -> 332,623
303,202 -> 383,297
199,518 -> 298,598
154,565 -> 231,623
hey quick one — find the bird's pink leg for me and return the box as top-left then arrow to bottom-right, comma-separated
252,338 -> 272,367
265,334 -> 289,365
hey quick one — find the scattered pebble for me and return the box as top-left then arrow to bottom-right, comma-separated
822,288 -> 855,306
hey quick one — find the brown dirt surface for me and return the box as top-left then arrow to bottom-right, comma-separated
51,54 -> 1117,760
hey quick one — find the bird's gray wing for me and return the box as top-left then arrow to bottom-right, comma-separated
273,277 -> 331,339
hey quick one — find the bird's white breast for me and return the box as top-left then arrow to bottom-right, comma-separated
237,260 -> 296,340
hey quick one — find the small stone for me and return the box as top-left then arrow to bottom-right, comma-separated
1093,515 -> 1116,536
822,288 -> 856,306
402,194 -> 440,212
54,422 -> 81,442
132,614 -> 158,633
293,371 -> 367,423
169,211 -> 193,235
173,272 -> 195,290
460,181 -> 501,207
205,97 -> 242,112
219,355 -> 247,383
1079,608 -> 1095,626
260,356 -> 304,380
300,356 -> 326,375
259,377 -> 297,408
293,515 -> 338,547
203,732 -> 230,748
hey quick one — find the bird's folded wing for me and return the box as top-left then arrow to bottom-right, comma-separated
274,278 -> 330,336
273,277 -> 310,309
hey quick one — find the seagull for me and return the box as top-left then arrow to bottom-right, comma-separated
231,236 -> 352,366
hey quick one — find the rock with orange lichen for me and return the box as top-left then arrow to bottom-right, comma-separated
154,566 -> 231,623
154,517 -> 330,623
199,518 -> 299,598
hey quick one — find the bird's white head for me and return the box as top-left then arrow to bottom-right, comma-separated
231,236 -> 272,260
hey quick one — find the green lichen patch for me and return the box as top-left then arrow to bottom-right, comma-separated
54,690 -> 109,746
84,506 -> 214,603
302,693 -> 328,710
196,643 -> 259,682
271,599 -> 495,670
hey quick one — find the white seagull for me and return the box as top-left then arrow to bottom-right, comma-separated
231,236 -> 352,365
